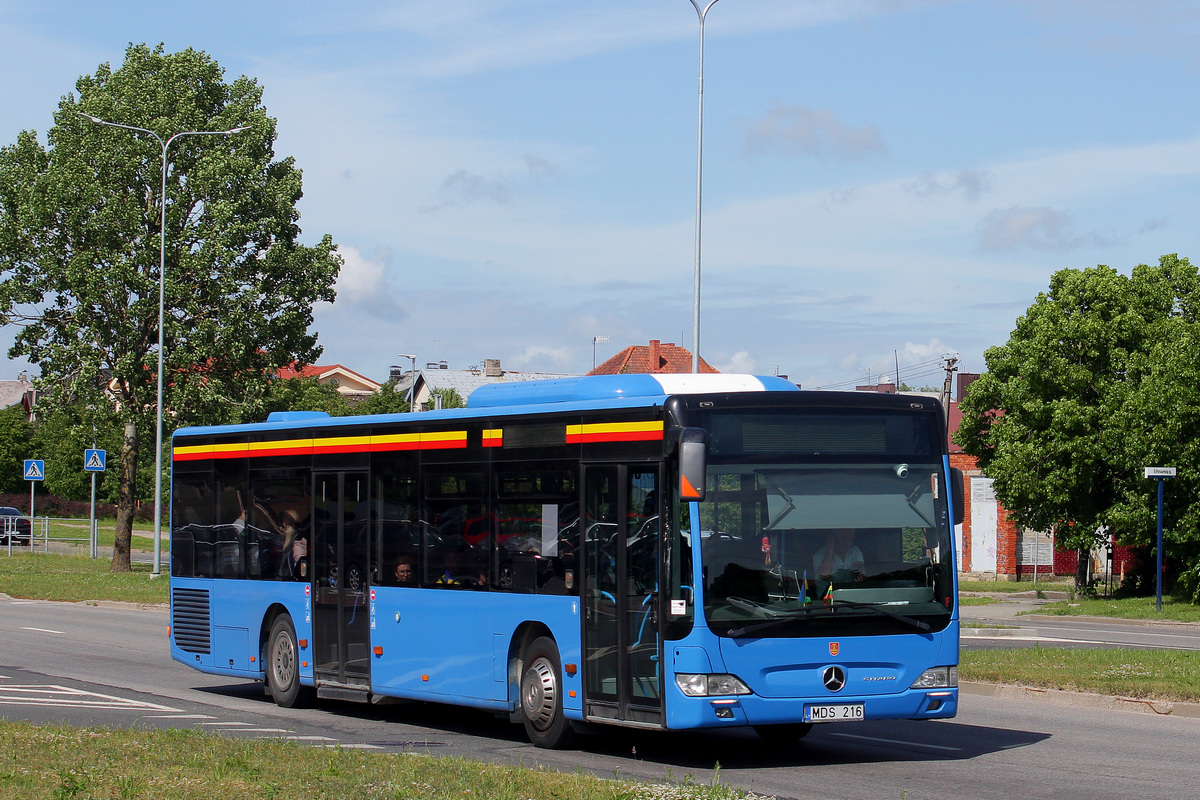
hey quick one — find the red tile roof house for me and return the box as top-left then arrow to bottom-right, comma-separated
588,340 -> 718,375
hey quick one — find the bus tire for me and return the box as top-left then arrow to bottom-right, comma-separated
266,615 -> 309,708
753,722 -> 813,743
519,637 -> 576,749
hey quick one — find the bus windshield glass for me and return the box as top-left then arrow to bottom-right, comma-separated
692,407 -> 953,637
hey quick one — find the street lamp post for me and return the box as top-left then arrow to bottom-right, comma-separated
687,0 -> 721,373
397,353 -> 418,412
78,113 -> 250,576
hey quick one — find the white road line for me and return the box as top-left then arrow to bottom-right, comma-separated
142,714 -> 215,719
227,728 -> 293,733
284,735 -> 339,742
19,627 -> 63,634
828,732 -> 961,752
0,684 -> 180,712
202,721 -> 253,726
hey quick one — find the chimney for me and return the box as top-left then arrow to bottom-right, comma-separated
649,340 -> 661,373
957,372 -> 980,402
484,358 -> 502,377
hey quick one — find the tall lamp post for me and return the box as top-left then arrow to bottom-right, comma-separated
687,0 -> 721,373
397,353 -> 418,412
78,113 -> 250,576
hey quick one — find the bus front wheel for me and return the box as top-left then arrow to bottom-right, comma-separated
519,637 -> 576,749
266,615 -> 309,708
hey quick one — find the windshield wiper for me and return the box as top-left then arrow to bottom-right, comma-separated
726,598 -> 931,638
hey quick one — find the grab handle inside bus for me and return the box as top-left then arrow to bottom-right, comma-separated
677,427 -> 708,502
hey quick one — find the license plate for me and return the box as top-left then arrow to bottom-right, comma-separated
804,703 -> 865,723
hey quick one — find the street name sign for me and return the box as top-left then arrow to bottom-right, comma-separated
1144,466 -> 1177,478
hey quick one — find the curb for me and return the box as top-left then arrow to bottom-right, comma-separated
961,681 -> 1200,719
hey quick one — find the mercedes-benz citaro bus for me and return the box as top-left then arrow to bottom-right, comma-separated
169,373 -> 962,748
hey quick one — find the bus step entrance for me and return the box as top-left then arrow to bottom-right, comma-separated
317,684 -> 371,704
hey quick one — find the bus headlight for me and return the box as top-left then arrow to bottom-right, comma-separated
675,673 -> 752,697
910,666 -> 958,690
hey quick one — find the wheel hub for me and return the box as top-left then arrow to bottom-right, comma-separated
522,657 -> 557,730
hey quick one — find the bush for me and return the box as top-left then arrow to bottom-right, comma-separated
0,492 -> 152,522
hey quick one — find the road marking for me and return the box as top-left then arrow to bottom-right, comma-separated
284,735 -> 339,742
337,743 -> 384,750
20,627 -> 63,634
202,721 -> 253,726
828,732 -> 961,752
143,714 -> 215,719
227,728 -> 293,734
0,684 -> 180,712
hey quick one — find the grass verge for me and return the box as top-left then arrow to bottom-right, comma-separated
0,722 -> 754,800
0,553 -> 168,605
958,580 -> 1068,593
1025,595 -> 1200,623
960,647 -> 1200,703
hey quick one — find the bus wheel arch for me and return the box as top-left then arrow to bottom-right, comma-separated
518,635 -> 576,749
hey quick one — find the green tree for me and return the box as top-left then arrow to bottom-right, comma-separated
352,379 -> 411,415
427,387 -> 466,410
0,44 -> 340,571
0,404 -> 33,494
957,255 -> 1200,592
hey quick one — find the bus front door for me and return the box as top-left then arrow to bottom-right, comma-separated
311,471 -> 371,690
582,464 -> 663,728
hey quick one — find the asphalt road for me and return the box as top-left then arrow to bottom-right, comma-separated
2,595 -> 1199,800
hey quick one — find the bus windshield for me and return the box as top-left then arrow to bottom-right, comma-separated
699,461 -> 954,637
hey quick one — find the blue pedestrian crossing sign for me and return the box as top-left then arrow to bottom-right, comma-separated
23,460 -> 45,481
84,449 -> 107,472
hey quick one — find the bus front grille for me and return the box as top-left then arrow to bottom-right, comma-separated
172,588 -> 211,654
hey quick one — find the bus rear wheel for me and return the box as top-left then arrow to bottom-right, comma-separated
519,637 -> 576,749
266,615 -> 309,708
753,722 -> 813,743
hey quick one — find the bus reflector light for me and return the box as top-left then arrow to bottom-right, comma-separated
373,646 -> 383,656
565,663 -> 577,676
250,656 -> 256,663
167,626 -> 171,637
568,690 -> 576,698
302,661 -> 308,668
422,675 -> 429,682
299,639 -> 308,649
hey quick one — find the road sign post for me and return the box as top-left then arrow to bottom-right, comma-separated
1144,467 -> 1177,611
85,450 -> 106,559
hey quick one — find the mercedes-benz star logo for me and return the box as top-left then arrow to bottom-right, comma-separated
823,666 -> 846,692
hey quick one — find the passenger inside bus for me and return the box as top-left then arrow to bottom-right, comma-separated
392,554 -> 416,586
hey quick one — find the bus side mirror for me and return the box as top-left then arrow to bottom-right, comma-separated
678,428 -> 708,502
950,467 -> 965,526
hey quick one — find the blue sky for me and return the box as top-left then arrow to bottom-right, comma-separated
3,0 -> 1200,391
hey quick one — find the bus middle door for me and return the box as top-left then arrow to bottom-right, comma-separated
311,471 -> 371,692
581,463 -> 663,728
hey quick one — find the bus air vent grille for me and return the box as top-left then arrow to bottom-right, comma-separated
172,588 -> 211,654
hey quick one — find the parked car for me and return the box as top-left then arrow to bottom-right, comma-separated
0,506 -> 32,546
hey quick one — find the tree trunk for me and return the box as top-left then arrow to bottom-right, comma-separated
110,420 -> 138,573
1074,545 -> 1091,594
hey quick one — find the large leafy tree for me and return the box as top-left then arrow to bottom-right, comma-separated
0,44 -> 341,571
956,255 -> 1200,592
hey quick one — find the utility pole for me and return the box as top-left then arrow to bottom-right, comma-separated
941,355 -> 960,409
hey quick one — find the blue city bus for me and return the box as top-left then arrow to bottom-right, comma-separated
169,373 -> 962,748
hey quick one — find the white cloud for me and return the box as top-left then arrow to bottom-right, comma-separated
741,103 -> 886,161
